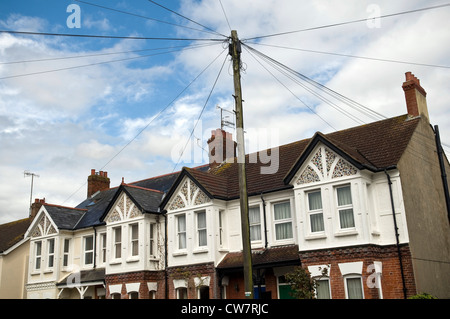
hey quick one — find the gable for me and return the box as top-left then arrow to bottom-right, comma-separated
294,145 -> 358,186
105,192 -> 142,223
167,177 -> 211,211
30,209 -> 58,238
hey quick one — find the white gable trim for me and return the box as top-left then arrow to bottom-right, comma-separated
104,191 -> 143,224
25,206 -> 59,238
167,176 -> 211,211
292,143 -> 359,187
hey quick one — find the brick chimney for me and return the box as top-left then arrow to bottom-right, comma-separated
30,198 -> 45,220
402,71 -> 429,120
207,129 -> 237,169
87,169 -> 110,198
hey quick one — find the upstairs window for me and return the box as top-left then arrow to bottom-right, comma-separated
100,233 -> 107,264
149,223 -> 156,257
249,206 -> 261,241
63,238 -> 70,267
114,227 -> 122,259
177,214 -> 186,250
273,201 -> 293,240
307,190 -> 324,233
130,224 -> 139,257
197,211 -> 207,247
84,235 -> 94,266
336,185 -> 355,229
34,241 -> 42,270
47,238 -> 55,268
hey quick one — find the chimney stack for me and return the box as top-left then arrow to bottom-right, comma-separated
207,129 -> 237,169
30,198 -> 45,220
402,71 -> 429,120
87,169 -> 110,198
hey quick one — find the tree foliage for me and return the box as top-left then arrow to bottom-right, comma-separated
284,266 -> 328,299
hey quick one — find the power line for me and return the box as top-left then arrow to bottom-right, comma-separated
244,3 -> 450,41
172,51 -> 229,172
247,42 -> 450,70
0,42 -> 218,65
0,42 -> 221,80
61,46 -> 228,204
147,0 -> 227,38
219,0 -> 232,32
0,30 -> 224,42
243,44 -> 386,123
242,44 -> 337,131
74,0 -> 222,37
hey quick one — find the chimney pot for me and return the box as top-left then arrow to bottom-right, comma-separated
91,169 -> 96,175
207,128 -> 237,169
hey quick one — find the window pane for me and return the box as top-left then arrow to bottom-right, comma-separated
274,202 -> 291,220
197,212 -> 206,229
316,279 -> 331,299
48,239 -> 55,253
347,278 -> 363,299
249,207 -> 261,241
178,215 -> 186,249
85,236 -> 93,251
337,186 -> 352,206
198,229 -> 207,246
178,215 -> 186,232
310,213 -> 324,232
308,191 -> 322,210
339,209 -> 355,228
275,222 -> 293,240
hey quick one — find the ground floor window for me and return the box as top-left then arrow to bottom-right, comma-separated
198,286 -> 209,299
345,276 -> 364,299
315,278 -> 331,299
177,287 -> 188,299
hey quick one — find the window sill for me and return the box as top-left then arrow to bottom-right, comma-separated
334,229 -> 358,237
109,259 -> 122,265
126,257 -> 140,263
305,233 -> 327,240
172,250 -> 187,257
193,247 -> 208,254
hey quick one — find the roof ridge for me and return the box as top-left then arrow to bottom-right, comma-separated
44,203 -> 88,211
123,183 -> 164,193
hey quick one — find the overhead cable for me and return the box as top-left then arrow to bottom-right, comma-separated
74,0 -> 223,37
0,30 -> 224,42
147,0 -> 227,38
244,3 -> 450,41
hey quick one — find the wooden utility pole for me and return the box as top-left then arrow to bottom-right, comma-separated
230,30 -> 253,299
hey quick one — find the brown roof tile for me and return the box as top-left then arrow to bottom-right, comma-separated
0,218 -> 31,253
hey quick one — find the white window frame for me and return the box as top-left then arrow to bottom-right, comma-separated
113,227 -> 122,260
83,235 -> 94,266
130,223 -> 139,257
149,223 -> 156,258
306,189 -> 325,234
315,278 -> 331,299
273,200 -> 294,242
196,210 -> 207,248
100,233 -> 107,264
47,238 -> 55,269
344,275 -> 364,299
249,206 -> 262,242
335,184 -> 355,230
62,238 -> 71,268
176,214 -> 187,251
34,241 -> 42,271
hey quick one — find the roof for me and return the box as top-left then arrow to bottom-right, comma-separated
44,205 -> 87,230
178,114 -> 420,200
57,268 -> 105,287
217,245 -> 300,270
0,218 -> 31,253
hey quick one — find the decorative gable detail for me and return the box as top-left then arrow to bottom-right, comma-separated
295,146 -> 357,185
31,214 -> 57,237
106,193 -> 142,223
168,178 -> 210,211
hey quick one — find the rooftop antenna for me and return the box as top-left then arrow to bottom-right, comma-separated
216,104 -> 235,130
24,170 -> 39,209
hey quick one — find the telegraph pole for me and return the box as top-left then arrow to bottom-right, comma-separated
24,170 -> 39,216
230,30 -> 253,299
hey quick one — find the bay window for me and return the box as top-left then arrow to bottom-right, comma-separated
130,223 -> 139,257
149,223 -> 156,257
47,238 -> 55,268
273,201 -> 293,240
34,241 -> 42,270
63,238 -> 70,267
114,227 -> 122,259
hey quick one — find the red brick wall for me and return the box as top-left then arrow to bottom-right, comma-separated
166,262 -> 216,299
105,270 -> 166,299
299,244 -> 416,299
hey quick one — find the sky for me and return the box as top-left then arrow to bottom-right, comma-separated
1,0 -> 449,224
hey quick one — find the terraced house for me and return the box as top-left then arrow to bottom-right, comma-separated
1,72 -> 449,299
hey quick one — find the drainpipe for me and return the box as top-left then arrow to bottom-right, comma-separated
384,169 -> 407,299
163,210 -> 169,299
93,225 -> 97,269
434,125 -> 450,223
260,193 -> 268,249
